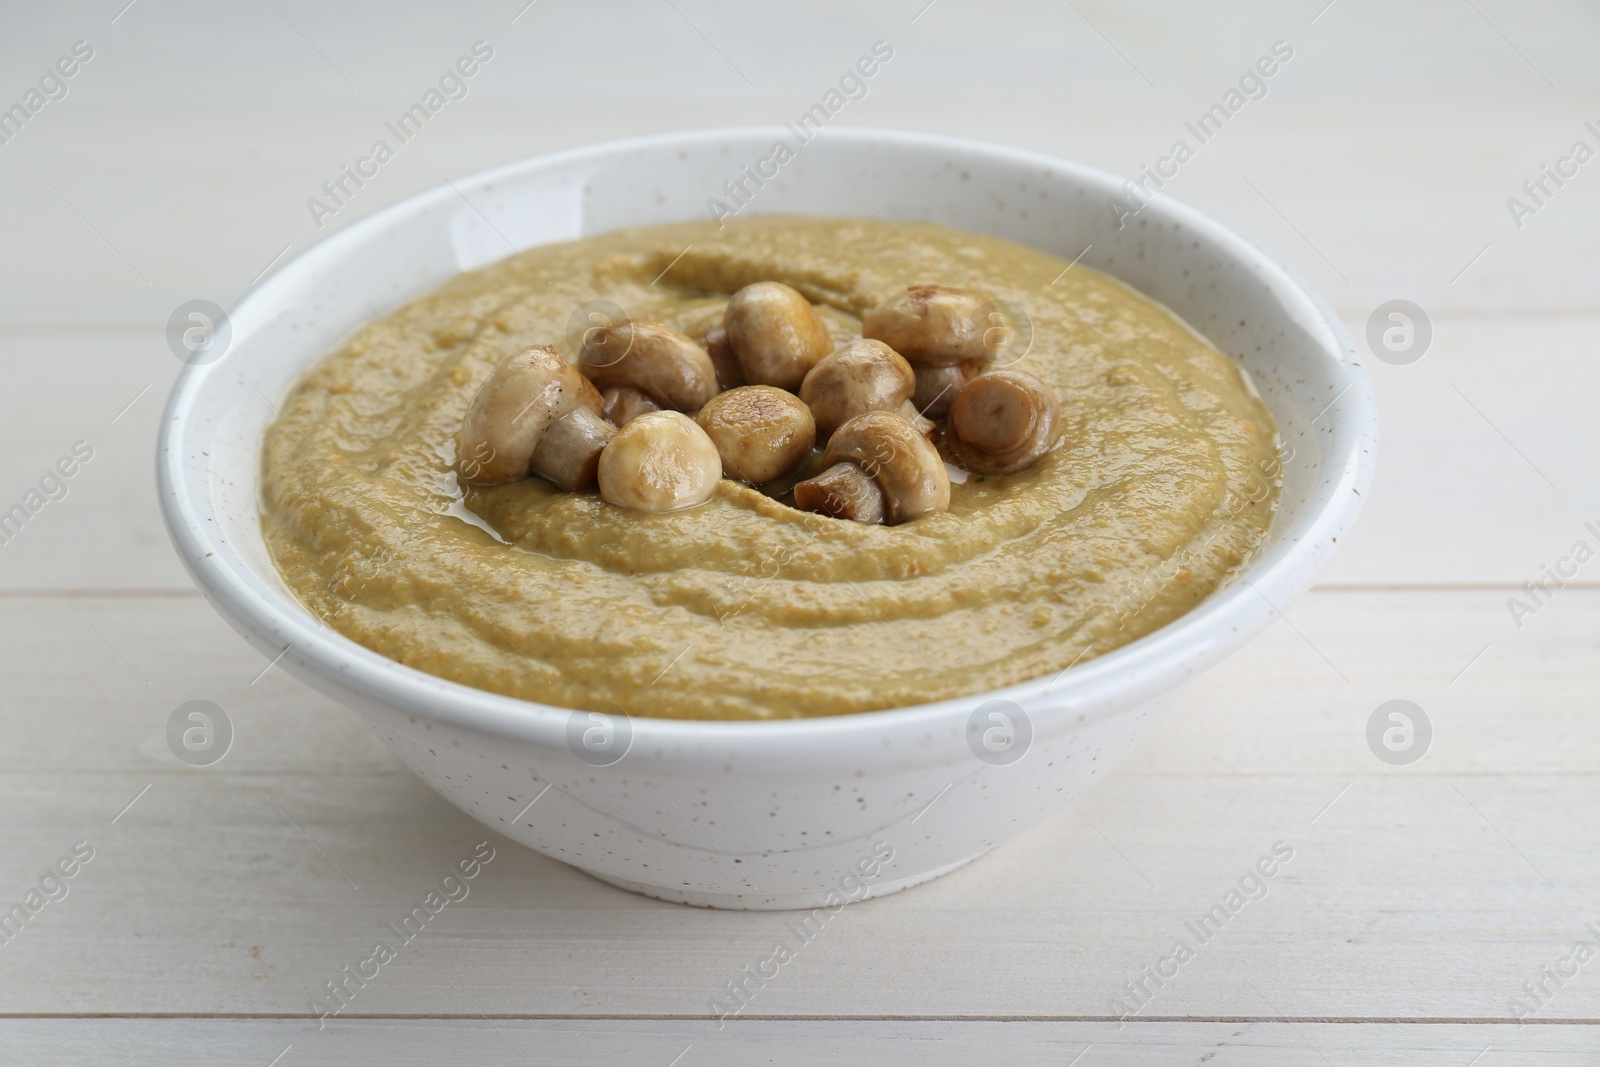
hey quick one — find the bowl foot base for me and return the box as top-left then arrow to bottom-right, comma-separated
581,852 -> 986,910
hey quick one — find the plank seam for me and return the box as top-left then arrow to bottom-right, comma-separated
0,1013 -> 1590,1024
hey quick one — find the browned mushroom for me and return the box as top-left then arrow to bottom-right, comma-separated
793,411 -> 950,525
799,339 -> 916,439
723,281 -> 834,391
579,320 -> 719,412
861,284 -> 998,366
946,369 -> 1061,475
695,386 -> 816,484
457,345 -> 615,490
597,411 -> 723,512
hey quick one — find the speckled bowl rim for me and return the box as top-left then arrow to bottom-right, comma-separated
158,125 -> 1376,759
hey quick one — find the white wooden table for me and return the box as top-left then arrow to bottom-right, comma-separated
2,2 -> 1597,1062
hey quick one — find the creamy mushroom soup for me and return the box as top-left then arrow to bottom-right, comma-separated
261,216 -> 1280,720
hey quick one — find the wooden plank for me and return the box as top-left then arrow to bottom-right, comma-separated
0,328 -> 187,592
4,766 -> 1595,1020
2,590 -> 1594,777
0,592 -> 1597,1019
0,1018 -> 1593,1066
0,93 -> 1594,323
1318,312 -> 1600,587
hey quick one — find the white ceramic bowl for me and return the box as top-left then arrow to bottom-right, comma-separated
158,127 -> 1375,910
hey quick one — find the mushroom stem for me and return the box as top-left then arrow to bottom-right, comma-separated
704,325 -> 745,391
458,345 -> 604,487
793,461 -> 887,524
913,362 -> 979,420
819,411 -> 950,523
946,369 -> 1062,475
601,385 -> 660,427
896,399 -> 939,441
530,407 -> 615,490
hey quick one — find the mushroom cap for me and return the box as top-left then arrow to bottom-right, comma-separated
695,385 -> 816,484
947,369 -> 1062,475
457,345 -> 597,485
723,281 -> 834,391
822,410 -> 951,524
799,338 -> 916,439
861,284 -> 996,367
579,320 -> 719,412
597,410 -> 723,512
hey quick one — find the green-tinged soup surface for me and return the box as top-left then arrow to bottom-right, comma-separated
261,216 -> 1280,720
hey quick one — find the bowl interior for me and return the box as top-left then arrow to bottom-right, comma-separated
165,127 -> 1371,736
